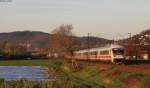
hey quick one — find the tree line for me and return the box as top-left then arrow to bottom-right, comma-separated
0,41 -> 31,59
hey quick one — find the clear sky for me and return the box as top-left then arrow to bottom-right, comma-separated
0,0 -> 150,39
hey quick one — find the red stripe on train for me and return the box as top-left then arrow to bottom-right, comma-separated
76,55 -> 112,59
97,56 -> 112,59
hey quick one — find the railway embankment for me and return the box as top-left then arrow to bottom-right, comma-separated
75,60 -> 150,88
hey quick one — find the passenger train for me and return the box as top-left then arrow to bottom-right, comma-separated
74,44 -> 125,63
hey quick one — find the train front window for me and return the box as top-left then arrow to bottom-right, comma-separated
113,48 -> 124,55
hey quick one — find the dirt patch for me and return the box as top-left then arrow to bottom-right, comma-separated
83,61 -> 150,75
141,78 -> 150,88
111,70 -> 122,78
102,78 -> 112,84
116,64 -> 150,75
123,74 -> 143,88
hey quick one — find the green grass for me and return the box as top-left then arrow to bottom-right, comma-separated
67,66 -> 104,88
0,59 -> 105,88
0,60 -> 53,66
0,59 -> 150,88
0,79 -> 53,88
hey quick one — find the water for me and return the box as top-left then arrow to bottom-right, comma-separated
0,66 -> 52,81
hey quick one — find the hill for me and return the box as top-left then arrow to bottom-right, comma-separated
0,31 -> 51,48
0,31 -> 111,49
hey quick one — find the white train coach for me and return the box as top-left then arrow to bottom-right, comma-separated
74,44 -> 125,63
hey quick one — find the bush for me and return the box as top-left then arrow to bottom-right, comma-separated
50,59 -> 65,71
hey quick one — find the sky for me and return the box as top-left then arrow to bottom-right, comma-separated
0,0 -> 150,39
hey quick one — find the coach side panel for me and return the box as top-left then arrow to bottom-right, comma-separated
96,49 -> 113,62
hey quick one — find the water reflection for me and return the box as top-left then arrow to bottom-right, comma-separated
0,66 -> 52,81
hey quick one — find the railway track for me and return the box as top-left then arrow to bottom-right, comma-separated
67,59 -> 150,65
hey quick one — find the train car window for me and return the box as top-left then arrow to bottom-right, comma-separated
113,48 -> 124,55
90,51 -> 97,55
83,52 -> 88,55
100,50 -> 110,55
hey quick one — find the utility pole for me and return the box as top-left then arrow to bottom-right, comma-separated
128,33 -> 132,41
127,32 -> 132,59
87,33 -> 91,59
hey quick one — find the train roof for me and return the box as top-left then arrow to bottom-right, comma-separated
75,44 -> 124,53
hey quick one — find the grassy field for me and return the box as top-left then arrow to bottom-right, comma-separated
0,59 -> 150,88
0,59 -> 105,88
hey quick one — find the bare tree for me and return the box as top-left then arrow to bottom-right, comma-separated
51,24 -> 78,68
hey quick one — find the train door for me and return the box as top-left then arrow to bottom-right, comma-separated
110,49 -> 115,63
